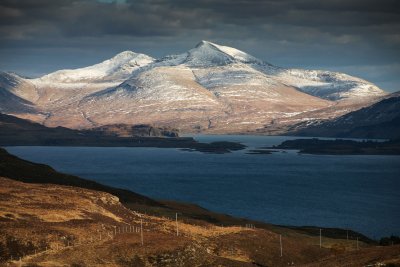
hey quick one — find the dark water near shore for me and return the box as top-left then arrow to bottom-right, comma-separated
6,135 -> 400,239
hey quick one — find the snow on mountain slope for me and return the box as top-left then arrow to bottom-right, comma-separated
12,51 -> 155,126
79,66 -> 226,130
183,40 -> 262,67
149,40 -> 385,102
272,68 -> 385,101
0,72 -> 37,113
87,66 -> 220,104
32,51 -> 154,86
76,41 -> 332,132
210,42 -> 261,63
185,41 -> 234,67
0,41 -> 388,133
143,41 -> 264,70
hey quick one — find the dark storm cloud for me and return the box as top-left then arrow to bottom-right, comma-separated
0,0 -> 216,38
2,0 -> 398,39
169,0 -> 400,29
0,0 -> 399,91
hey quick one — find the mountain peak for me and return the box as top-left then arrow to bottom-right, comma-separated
109,50 -> 139,61
186,40 -> 263,67
101,50 -> 153,66
115,50 -> 137,56
185,43 -> 231,67
195,40 -> 216,47
33,50 -> 154,84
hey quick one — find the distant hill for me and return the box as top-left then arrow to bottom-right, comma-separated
271,138 -> 400,155
289,93 -> 400,139
0,112 -> 179,138
0,112 -> 181,144
0,113 -> 246,153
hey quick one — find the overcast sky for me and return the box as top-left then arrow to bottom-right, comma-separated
0,0 -> 399,92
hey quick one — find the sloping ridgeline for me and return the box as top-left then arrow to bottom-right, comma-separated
0,147 -> 160,206
0,113 -> 245,153
272,138 -> 400,155
288,94 -> 400,139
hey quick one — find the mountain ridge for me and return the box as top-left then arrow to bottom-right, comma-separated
0,41 -> 388,133
287,92 -> 400,139
32,50 -> 155,86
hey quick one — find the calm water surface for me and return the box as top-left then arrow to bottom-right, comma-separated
6,135 -> 400,238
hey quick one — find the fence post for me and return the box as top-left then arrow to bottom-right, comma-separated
176,213 -> 179,236
319,229 -> 322,248
141,219 -> 144,246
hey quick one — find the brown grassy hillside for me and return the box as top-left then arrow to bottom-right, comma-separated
1,147 -> 399,266
1,177 -> 399,267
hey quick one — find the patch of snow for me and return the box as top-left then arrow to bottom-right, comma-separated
207,41 -> 262,64
271,68 -> 386,101
31,51 -> 155,86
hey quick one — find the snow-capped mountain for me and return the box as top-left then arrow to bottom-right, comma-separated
0,41 -> 388,133
33,51 -> 154,86
183,40 -> 263,67
135,41 -> 383,101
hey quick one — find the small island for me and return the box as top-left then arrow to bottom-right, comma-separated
245,149 -> 277,155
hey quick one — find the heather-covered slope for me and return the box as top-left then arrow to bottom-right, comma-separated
1,149 -> 398,266
0,147 -> 160,206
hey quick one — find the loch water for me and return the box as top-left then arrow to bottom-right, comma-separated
6,135 -> 400,239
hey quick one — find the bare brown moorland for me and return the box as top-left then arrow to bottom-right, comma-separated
0,175 -> 399,267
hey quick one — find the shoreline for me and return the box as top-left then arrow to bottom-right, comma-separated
0,146 -> 387,241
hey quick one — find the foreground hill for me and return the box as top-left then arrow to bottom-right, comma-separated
1,150 -> 399,266
0,41 -> 386,133
0,147 -> 160,207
